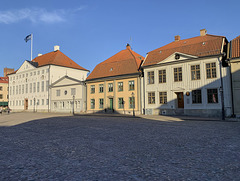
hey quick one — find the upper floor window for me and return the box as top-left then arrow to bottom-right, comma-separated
71,88 -> 76,95
0,86 -> 2,91
147,71 -> 154,84
99,84 -> 104,93
90,85 -> 95,94
206,62 -> 216,79
159,69 -> 166,83
108,83 -> 113,92
192,89 -> 202,104
56,90 -> 60,96
191,65 -> 200,80
207,89 -> 218,103
118,82 -> 123,92
129,81 -> 134,91
174,67 -> 182,82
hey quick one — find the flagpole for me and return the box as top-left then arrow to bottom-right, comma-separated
31,33 -> 33,61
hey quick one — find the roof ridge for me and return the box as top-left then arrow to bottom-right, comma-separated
127,48 -> 140,70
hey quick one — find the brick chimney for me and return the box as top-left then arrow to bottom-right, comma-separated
54,45 -> 60,51
126,43 -> 131,50
175,35 -> 180,42
200,29 -> 207,36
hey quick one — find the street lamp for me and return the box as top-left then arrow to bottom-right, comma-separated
131,92 -> 135,117
72,95 -> 75,115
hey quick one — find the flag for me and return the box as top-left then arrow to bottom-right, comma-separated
24,34 -> 32,42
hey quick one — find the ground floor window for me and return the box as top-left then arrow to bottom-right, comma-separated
148,92 -> 155,104
99,98 -> 104,109
118,98 -> 124,109
192,89 -> 202,104
207,88 -> 218,103
91,99 -> 95,109
159,92 -> 167,104
129,97 -> 135,109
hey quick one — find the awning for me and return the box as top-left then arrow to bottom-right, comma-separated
0,102 -> 8,106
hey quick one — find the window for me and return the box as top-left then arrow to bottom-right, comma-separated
46,99 -> 49,105
33,83 -> 36,93
26,84 -> 28,94
90,85 -> 95,94
46,81 -> 49,92
30,83 -> 32,93
37,82 -> 40,92
192,90 -> 202,104
71,88 -> 76,95
108,83 -> 113,92
30,100 -> 32,106
56,90 -> 60,96
42,70 -> 44,74
206,62 -> 216,79
159,69 -> 166,83
207,89 -> 218,103
13,86 -> 15,95
38,71 -> 40,75
129,81 -> 135,90
0,86 -> 2,91
129,97 -> 135,109
147,71 -> 154,84
30,72 -> 32,76
34,72 -> 36,76
174,67 -> 182,82
91,99 -> 95,109
99,98 -> 104,109
191,65 -> 200,80
22,85 -> 24,94
42,99 -> 44,105
159,92 -> 167,104
19,85 -> 21,94
99,84 -> 104,93
118,98 -> 124,109
118,82 -> 123,92
26,73 -> 28,77
148,92 -> 155,104
16,86 -> 18,94
0,94 -> 2,99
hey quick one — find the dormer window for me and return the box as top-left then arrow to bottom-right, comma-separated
110,68 -> 113,71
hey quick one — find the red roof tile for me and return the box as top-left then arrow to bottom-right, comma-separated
142,34 -> 224,67
87,45 -> 144,81
231,35 -> 240,58
0,77 -> 9,83
32,50 -> 88,71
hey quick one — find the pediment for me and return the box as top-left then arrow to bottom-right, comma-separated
157,52 -> 198,64
51,76 -> 84,87
17,61 -> 37,73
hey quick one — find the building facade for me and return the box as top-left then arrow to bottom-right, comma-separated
0,77 -> 9,107
50,76 -> 87,113
141,29 -> 232,117
229,35 -> 240,117
86,44 -> 144,115
8,46 -> 89,112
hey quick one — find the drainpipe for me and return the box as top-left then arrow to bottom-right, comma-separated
218,57 -> 225,120
143,69 -> 146,115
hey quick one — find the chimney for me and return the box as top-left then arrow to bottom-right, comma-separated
175,35 -> 180,42
38,53 -> 42,57
54,45 -> 60,51
126,43 -> 131,50
200,29 -> 207,36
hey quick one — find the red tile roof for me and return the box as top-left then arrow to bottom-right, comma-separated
231,35 -> 240,58
0,77 -> 9,83
87,45 -> 144,81
142,34 -> 225,67
32,50 -> 88,71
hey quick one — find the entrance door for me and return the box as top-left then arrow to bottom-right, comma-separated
176,92 -> 184,108
24,98 -> 28,110
109,98 -> 113,110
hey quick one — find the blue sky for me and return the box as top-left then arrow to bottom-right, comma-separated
0,0 -> 239,76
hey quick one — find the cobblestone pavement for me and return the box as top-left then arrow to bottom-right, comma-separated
0,113 -> 239,180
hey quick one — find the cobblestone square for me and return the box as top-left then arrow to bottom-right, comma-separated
0,113 -> 239,180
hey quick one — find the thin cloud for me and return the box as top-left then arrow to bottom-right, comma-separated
0,7 -> 85,24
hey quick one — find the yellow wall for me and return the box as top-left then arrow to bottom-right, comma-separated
87,77 -> 140,114
0,83 -> 8,102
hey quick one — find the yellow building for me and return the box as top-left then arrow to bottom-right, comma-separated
0,77 -> 9,107
86,44 -> 144,115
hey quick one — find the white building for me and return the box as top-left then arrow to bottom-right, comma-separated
8,46 -> 89,112
50,76 -> 86,113
141,29 -> 232,118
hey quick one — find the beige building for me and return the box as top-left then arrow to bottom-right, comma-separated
0,77 -> 9,107
86,44 -> 144,115
229,35 -> 240,117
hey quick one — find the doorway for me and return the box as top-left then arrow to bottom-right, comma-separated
24,98 -> 28,110
109,98 -> 113,110
176,92 -> 184,108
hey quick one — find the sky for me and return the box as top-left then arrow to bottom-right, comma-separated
0,0 -> 239,76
